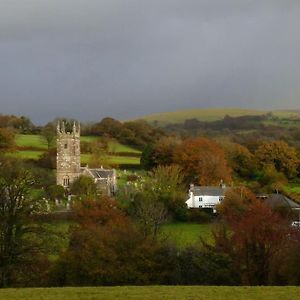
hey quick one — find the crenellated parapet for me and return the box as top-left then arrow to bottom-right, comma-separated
57,121 -> 80,137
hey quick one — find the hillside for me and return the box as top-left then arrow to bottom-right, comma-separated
136,108 -> 300,125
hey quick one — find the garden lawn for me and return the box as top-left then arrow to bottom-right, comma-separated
162,222 -> 213,247
0,286 -> 299,300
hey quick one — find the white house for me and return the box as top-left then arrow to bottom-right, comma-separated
186,184 -> 229,212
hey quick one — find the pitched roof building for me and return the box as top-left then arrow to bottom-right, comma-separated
56,121 -> 117,195
186,184 -> 229,212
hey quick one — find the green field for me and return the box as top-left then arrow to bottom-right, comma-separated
136,108 -> 300,125
14,134 -> 141,166
16,134 -> 140,153
16,134 -> 48,149
162,223 -> 213,246
284,183 -> 300,195
0,286 -> 299,300
80,154 -> 140,165
12,150 -> 44,160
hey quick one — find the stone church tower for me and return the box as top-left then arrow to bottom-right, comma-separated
56,121 -> 81,188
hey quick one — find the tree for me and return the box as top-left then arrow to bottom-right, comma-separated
255,141 -> 300,179
0,158 -> 48,287
36,148 -> 57,169
259,164 -> 288,193
52,197 -> 174,286
132,193 -> 168,238
70,175 -> 97,199
215,190 -> 290,285
152,137 -> 180,166
174,137 -> 232,185
41,123 -> 56,149
223,142 -> 255,179
88,139 -> 110,168
0,128 -> 15,152
140,144 -> 155,170
46,185 -> 65,201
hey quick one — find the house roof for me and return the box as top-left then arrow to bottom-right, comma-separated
191,186 -> 229,197
265,194 -> 300,210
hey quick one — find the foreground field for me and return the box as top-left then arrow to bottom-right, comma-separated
1,286 -> 300,300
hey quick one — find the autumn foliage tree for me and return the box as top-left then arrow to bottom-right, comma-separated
174,137 -> 232,185
52,197 -> 174,286
223,142 -> 255,179
0,128 -> 15,153
255,140 -> 300,179
214,188 -> 291,285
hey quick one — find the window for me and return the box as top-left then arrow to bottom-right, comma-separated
63,176 -> 70,187
199,197 -> 203,202
64,143 -> 68,149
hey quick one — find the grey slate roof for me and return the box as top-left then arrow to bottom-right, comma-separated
191,186 -> 228,197
80,167 -> 114,179
89,169 -> 114,179
265,194 -> 300,210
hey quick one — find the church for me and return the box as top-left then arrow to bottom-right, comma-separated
56,121 -> 117,196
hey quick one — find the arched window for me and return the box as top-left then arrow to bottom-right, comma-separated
63,176 -> 70,187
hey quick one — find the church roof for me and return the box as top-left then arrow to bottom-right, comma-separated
80,167 -> 114,179
89,169 -> 114,179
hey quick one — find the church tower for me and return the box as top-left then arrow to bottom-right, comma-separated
56,121 -> 81,188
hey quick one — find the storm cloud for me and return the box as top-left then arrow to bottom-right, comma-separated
0,0 -> 300,124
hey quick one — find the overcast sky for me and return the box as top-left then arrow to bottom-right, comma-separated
0,0 -> 300,124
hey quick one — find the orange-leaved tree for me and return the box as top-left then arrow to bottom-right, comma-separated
174,137 -> 231,185
214,188 -> 290,285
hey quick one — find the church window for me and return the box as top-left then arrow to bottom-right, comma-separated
63,176 -> 70,187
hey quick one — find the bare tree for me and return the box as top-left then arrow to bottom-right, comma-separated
134,194 -> 168,238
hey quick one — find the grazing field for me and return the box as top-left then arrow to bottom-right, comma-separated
1,286 -> 299,300
11,150 -> 44,160
136,108 -> 300,125
16,134 -> 48,149
80,154 -> 140,165
162,222 -> 213,246
14,134 -> 141,166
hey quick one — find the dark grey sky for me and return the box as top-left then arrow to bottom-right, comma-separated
1,0 -> 300,124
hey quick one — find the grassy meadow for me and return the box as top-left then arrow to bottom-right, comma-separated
1,286 -> 300,300
283,183 -> 300,197
162,222 -> 213,246
14,134 -> 141,167
136,108 -> 300,125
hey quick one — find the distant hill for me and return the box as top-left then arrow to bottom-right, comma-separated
135,108 -> 300,125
